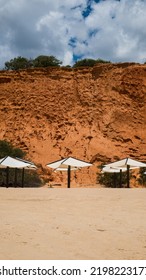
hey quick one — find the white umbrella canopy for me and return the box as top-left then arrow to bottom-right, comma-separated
47,157 -> 92,169
0,156 -> 37,169
102,165 -> 138,173
102,166 -> 127,173
46,157 -> 92,188
104,158 -> 146,169
55,165 -> 79,171
15,157 -> 37,169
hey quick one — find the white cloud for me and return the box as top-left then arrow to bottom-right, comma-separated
0,45 -> 17,66
63,50 -> 73,65
1,0 -> 146,68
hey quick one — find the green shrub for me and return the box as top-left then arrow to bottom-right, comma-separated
33,55 -> 62,67
73,58 -> 111,68
0,140 -> 25,158
23,170 -> 43,187
4,55 -> 62,70
97,164 -> 128,188
137,167 -> 146,186
5,56 -> 32,70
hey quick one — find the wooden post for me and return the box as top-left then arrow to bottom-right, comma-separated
127,165 -> 130,188
14,168 -> 18,188
6,167 -> 9,188
22,168 -> 25,188
120,169 -> 122,188
67,166 -> 71,188
113,172 -> 117,188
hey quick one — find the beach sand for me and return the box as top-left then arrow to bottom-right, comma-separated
0,187 -> 146,260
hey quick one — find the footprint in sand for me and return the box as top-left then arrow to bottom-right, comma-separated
97,229 -> 106,232
63,231 -> 70,235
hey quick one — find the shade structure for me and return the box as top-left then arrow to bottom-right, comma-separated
104,158 -> 146,169
0,156 -> 36,169
46,157 -> 92,188
0,156 -> 37,187
16,157 -> 37,170
104,157 -> 146,188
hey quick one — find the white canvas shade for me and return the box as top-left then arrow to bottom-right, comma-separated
102,166 -> 127,173
46,157 -> 92,188
104,158 -> 146,169
15,157 -> 37,169
102,165 -> 137,173
55,165 -> 79,171
47,157 -> 92,169
0,156 -> 36,169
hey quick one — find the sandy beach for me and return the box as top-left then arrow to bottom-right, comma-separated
0,187 -> 146,260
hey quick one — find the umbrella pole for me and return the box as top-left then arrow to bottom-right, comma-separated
6,167 -> 9,188
14,168 -> 18,188
127,165 -> 130,188
113,172 -> 117,188
120,169 -> 122,188
22,168 -> 25,188
67,166 -> 71,188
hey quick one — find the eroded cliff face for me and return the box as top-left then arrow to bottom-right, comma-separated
0,63 -> 146,186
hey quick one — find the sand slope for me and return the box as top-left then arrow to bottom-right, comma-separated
0,187 -> 146,260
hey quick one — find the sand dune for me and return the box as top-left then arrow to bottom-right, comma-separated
0,187 -> 146,260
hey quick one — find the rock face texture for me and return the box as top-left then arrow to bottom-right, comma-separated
0,63 -> 146,186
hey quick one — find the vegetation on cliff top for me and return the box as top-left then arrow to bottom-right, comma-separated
4,56 -> 110,70
5,55 -> 62,70
73,58 -> 111,67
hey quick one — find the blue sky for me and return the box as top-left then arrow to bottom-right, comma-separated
1,0 -> 146,68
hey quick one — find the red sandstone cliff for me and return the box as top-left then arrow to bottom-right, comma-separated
0,63 -> 146,186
